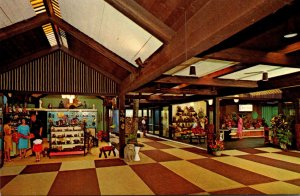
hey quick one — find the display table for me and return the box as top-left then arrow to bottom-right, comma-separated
220,128 -> 264,140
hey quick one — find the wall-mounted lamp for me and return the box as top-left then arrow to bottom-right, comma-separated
233,95 -> 239,103
208,99 -> 213,106
62,94 -> 75,103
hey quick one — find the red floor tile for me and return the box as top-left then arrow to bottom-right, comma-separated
237,154 -> 300,173
210,187 -> 265,195
141,150 -> 181,162
130,163 -> 204,195
143,142 -> 173,149
189,158 -> 276,185
20,163 -> 62,174
48,168 -> 100,195
0,175 -> 17,189
94,158 -> 127,168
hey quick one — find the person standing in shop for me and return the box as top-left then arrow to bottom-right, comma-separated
29,114 -> 43,156
4,119 -> 12,162
17,118 -> 30,159
237,114 -> 243,139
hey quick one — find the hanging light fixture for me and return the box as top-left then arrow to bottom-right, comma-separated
189,65 -> 196,75
208,99 -> 213,106
262,72 -> 268,81
234,95 -> 239,103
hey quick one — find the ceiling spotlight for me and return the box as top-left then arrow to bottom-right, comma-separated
189,65 -> 196,75
284,32 -> 298,38
234,95 -> 239,103
262,72 -> 268,81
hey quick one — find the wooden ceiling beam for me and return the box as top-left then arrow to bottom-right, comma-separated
50,15 -> 137,74
277,41 -> 300,54
258,72 -> 300,89
120,0 -> 292,94
126,94 -> 186,101
104,0 -> 175,43
206,47 -> 300,67
136,86 -> 217,96
60,47 -> 121,84
0,13 -> 49,41
156,76 -> 258,88
43,0 -> 62,47
0,46 -> 59,74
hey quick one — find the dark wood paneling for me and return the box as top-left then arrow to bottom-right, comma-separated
0,27 -> 50,68
0,50 -> 118,95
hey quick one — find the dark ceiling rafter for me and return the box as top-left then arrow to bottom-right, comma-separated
120,0 -> 293,94
155,76 -> 258,88
105,0 -> 175,43
0,46 -> 59,74
0,13 -> 49,41
277,41 -> 300,54
60,46 -> 122,84
136,86 -> 217,96
43,0 -> 62,47
49,15 -> 138,74
206,47 -> 300,67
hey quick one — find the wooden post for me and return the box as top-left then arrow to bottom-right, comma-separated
295,99 -> 300,150
133,99 -> 139,138
118,94 -> 126,158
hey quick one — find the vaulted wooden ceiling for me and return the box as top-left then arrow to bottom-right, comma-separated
1,0 -> 300,106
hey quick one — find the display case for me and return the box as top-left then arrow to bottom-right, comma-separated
46,109 -> 97,140
49,126 -> 85,157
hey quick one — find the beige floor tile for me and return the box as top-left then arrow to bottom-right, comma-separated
140,144 -> 157,151
189,192 -> 210,195
59,160 -> 95,171
290,150 -> 300,154
126,152 -> 156,165
161,148 -> 207,160
96,165 -> 154,195
0,165 -> 26,176
214,156 -> 300,181
255,147 -> 283,153
158,140 -> 193,148
256,153 -> 300,165
1,171 -> 58,195
161,160 -> 244,192
221,150 -> 249,156
250,181 -> 300,194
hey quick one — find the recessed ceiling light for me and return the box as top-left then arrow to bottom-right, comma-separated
284,33 -> 298,38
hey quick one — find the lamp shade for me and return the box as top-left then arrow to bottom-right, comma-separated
208,99 -> 213,105
262,72 -> 268,81
234,95 -> 239,103
189,65 -> 196,75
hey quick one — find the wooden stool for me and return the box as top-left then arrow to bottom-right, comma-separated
99,146 -> 116,158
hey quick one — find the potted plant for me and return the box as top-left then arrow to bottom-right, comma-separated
209,140 -> 224,156
270,114 -> 293,150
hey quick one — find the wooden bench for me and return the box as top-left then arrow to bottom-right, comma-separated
99,146 -> 116,158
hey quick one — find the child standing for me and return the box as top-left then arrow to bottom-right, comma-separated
32,139 -> 43,162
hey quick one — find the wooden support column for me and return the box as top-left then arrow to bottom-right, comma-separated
295,99 -> 300,150
133,99 -> 139,137
214,97 -> 221,136
118,94 -> 126,158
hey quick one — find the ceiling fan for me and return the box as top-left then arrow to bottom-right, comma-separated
243,71 -> 268,81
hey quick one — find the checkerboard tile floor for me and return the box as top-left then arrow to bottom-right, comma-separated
1,137 -> 300,195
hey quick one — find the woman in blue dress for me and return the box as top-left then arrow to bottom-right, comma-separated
17,119 -> 30,159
